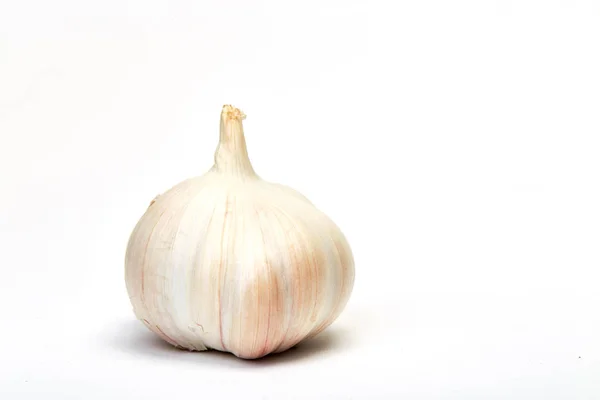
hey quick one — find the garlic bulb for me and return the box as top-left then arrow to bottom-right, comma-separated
125,105 -> 354,359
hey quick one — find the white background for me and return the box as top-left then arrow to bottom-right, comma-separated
1,0 -> 599,398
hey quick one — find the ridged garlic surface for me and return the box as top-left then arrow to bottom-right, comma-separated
125,105 -> 354,359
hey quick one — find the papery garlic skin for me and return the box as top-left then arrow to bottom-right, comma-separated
125,105 -> 354,359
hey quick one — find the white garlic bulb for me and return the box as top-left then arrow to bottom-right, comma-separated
125,105 -> 355,359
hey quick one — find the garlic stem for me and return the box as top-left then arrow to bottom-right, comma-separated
213,105 -> 256,178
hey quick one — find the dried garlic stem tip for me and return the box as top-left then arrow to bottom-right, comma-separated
221,104 -> 246,120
